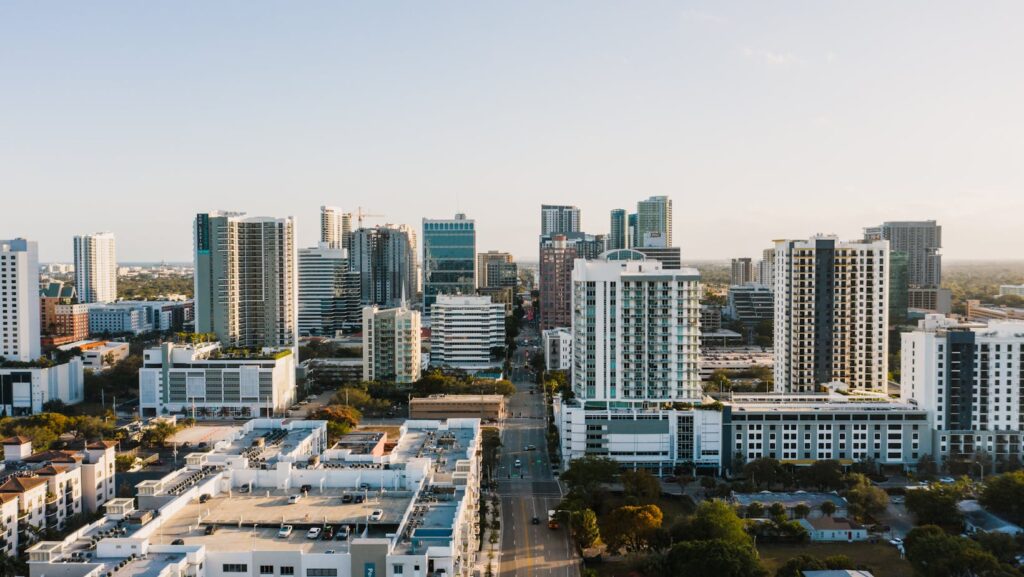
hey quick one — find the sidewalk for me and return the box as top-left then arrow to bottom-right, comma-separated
475,489 -> 502,577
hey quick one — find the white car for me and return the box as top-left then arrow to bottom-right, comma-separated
514,459 -> 522,468
288,494 -> 302,504
369,509 -> 384,522
278,525 -> 293,538
306,527 -> 322,539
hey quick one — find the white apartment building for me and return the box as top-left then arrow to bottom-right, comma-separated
1,238 -> 41,362
902,314 -> 1024,466
0,359 -> 85,415
773,236 -> 889,393
298,243 -> 361,336
542,327 -> 572,371
88,303 -> 153,335
362,305 -> 422,383
429,295 -> 505,372
571,250 -> 702,404
320,205 -> 352,250
138,341 -> 296,418
73,232 -> 118,304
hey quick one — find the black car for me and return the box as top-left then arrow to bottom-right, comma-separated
199,494 -> 211,503
204,525 -> 217,535
335,526 -> 351,541
531,517 -> 540,525
342,494 -> 353,504
301,484 -> 313,493
171,539 -> 185,545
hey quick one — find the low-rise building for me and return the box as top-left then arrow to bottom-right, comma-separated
0,359 -> 85,415
542,327 -> 572,371
797,517 -> 868,542
409,394 -> 506,421
58,340 -> 129,371
734,491 -> 849,519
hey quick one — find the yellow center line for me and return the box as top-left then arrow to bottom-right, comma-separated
519,487 -> 534,577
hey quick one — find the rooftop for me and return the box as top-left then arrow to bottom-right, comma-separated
733,491 -> 847,509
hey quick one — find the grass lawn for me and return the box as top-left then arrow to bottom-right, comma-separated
758,542 -> 913,577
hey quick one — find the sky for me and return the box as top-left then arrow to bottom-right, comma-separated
2,2 -> 1023,263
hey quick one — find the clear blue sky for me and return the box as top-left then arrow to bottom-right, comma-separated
2,2 -> 1022,262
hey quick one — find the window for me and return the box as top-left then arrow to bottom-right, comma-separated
393,566 -> 405,575
223,565 -> 248,573
261,566 -> 274,575
307,570 -> 337,577
281,568 -> 295,576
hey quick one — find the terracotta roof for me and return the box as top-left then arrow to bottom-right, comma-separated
0,476 -> 48,493
23,450 -> 82,464
35,464 -> 72,475
1,436 -> 32,445
804,516 -> 864,531
0,493 -> 18,504
86,440 -> 118,449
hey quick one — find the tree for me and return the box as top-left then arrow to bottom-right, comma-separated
798,460 -> 844,491
141,420 -> 180,447
603,504 -> 663,553
561,456 -> 619,507
664,540 -> 766,577
309,404 -> 362,429
745,502 -> 765,519
115,455 -> 136,472
820,500 -> 837,517
744,458 -> 789,489
621,470 -> 661,503
904,525 -> 1011,577
570,509 -> 602,550
12,425 -> 58,451
917,454 -> 939,480
905,483 -> 965,530
709,369 -> 732,393
844,473 -> 889,521
981,471 -> 1024,525
71,415 -> 114,442
672,500 -> 752,548
768,502 -> 787,521
792,503 -> 811,519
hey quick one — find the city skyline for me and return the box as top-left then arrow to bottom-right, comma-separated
4,3 -> 1024,263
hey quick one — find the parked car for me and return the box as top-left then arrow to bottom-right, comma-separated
239,484 -> 250,493
341,494 -> 353,504
369,510 -> 384,522
288,494 -> 302,504
335,526 -> 351,541
199,494 -> 211,503
531,517 -> 540,525
354,495 -> 365,504
301,484 -> 313,493
278,525 -> 293,538
324,550 -> 336,555
204,525 -> 217,535
322,526 -> 335,540
171,539 -> 185,545
306,527 -> 322,540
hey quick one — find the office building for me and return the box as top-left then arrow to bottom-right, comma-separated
350,225 -> 416,308
1001,285 -> 1024,297
88,303 -> 153,335
320,205 -> 352,250
571,251 -> 702,403
756,247 -> 776,288
889,251 -> 910,325
540,204 -> 580,236
542,327 -> 572,371
476,251 -> 517,289
194,212 -> 298,350
908,287 -> 953,314
298,243 -> 361,336
539,234 -> 576,331
731,257 -> 755,286
44,303 -> 90,346
865,220 -> 942,288
1,239 -> 41,362
726,283 -> 774,327
429,295 -> 505,372
0,358 -> 85,415
773,236 -> 889,393
476,286 -> 515,317
73,232 -> 117,304
397,223 -> 421,295
409,394 -> 506,420
138,340 -> 296,418
902,315 -> 1024,467
965,300 -> 1024,323
362,305 -> 422,383
628,212 -> 639,247
636,195 -> 672,247
701,304 -> 723,333
423,214 -> 476,314
633,246 -> 681,269
63,340 -> 129,371
608,208 -> 627,250
39,281 -> 76,337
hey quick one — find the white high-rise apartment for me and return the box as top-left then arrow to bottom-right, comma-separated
298,243 -> 361,337
429,295 -> 505,371
0,239 -> 41,362
730,258 -> 754,286
540,205 -> 581,236
756,247 -> 776,288
320,205 -> 353,250
636,195 -> 673,247
362,305 -> 421,383
73,232 -> 117,303
773,235 -> 889,393
571,253 -> 702,403
194,212 -> 298,350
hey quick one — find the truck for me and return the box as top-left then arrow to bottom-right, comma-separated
547,509 -> 559,530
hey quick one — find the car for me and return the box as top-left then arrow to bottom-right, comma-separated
354,495 -> 365,504
301,484 -> 313,493
239,484 -> 251,493
278,525 -> 293,538
341,494 -> 354,504
171,539 -> 185,545
940,477 -> 956,484
335,526 -> 351,541
199,494 -> 211,503
359,483 -> 370,490
531,517 -> 540,525
889,538 -> 903,546
306,527 -> 322,539
204,525 -> 217,535
288,494 -> 302,504
322,526 -> 335,540
514,459 -> 522,468
527,445 -> 536,451
325,550 -> 336,555
369,509 -> 384,522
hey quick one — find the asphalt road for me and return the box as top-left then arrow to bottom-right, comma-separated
496,370 -> 578,577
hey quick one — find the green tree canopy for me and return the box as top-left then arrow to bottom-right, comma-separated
571,508 -> 602,550
905,483 -> 966,530
904,525 -> 1014,577
603,504 -> 663,553
672,500 -> 752,548
981,471 -> 1024,525
621,470 -> 661,503
665,539 -> 766,577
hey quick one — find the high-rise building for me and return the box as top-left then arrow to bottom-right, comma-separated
429,295 -> 505,371
476,251 -> 517,289
73,232 -> 117,304
193,212 -> 297,350
608,209 -> 627,250
571,253 -> 702,403
320,206 -> 352,250
865,220 -> 941,287
756,247 -> 776,288
628,213 -> 638,248
730,258 -> 754,286
773,236 -> 889,393
422,213 -> 476,314
540,205 -> 581,236
350,225 -> 416,307
636,196 -> 672,247
726,284 -> 774,327
362,305 -> 421,383
397,224 -> 421,295
0,239 -> 41,362
298,243 -> 361,337
634,246 -> 682,270
539,235 -> 576,331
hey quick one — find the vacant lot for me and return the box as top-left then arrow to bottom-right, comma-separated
758,541 -> 913,577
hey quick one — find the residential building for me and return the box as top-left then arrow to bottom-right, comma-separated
0,359 -> 85,415
636,195 -> 672,247
1,239 -> 41,362
538,235 -> 575,331
39,281 -> 76,337
798,517 -> 868,542
361,305 -> 422,383
73,232 -> 117,304
429,295 -> 505,372
889,251 -> 910,325
423,213 -> 476,313
540,204 -> 581,236
350,225 -> 417,307
58,340 -> 129,371
965,300 -> 1024,323
635,246 -> 682,269
733,491 -> 848,519
908,287 -> 952,314
193,212 -> 298,350
901,315 -> 1024,467
300,358 -> 364,386
726,283 -> 774,327
45,303 -> 90,346
1001,285 -> 1024,297
477,251 -> 517,289
298,243 -> 361,336
476,286 -> 515,317
773,236 -> 889,393
409,394 -> 506,420
398,223 -> 421,295
88,303 -> 153,335
608,209 -> 627,250
756,247 -> 776,288
320,205 -> 352,250
731,258 -> 754,286
701,305 -> 722,333
542,327 -> 572,371
138,341 -> 296,418
865,220 -> 942,287
628,212 -> 639,248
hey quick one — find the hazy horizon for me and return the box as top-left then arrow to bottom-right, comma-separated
3,2 -> 1023,263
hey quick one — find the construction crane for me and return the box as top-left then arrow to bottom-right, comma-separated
355,206 -> 385,228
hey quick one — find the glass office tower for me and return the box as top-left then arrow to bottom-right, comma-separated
422,213 -> 476,315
